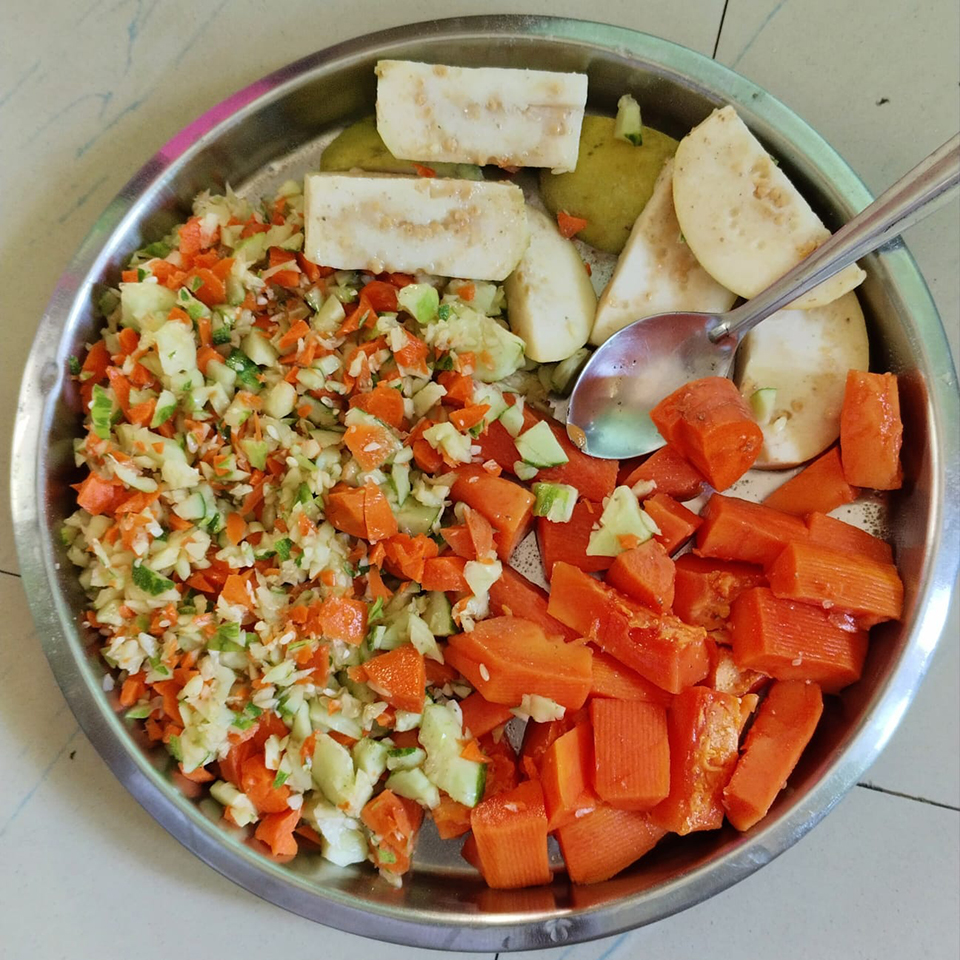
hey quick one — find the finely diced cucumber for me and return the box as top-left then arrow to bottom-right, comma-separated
312,292 -> 346,333
241,331 -> 279,367
353,737 -> 389,779
412,381 -> 447,418
532,482 -> 578,523
420,702 -> 486,807
395,499 -> 441,537
422,592 -> 455,637
311,733 -> 356,806
471,383 -> 508,422
514,421 -> 569,468
407,611 -> 443,663
390,462 -> 411,506
550,347 -> 592,396
225,349 -> 262,391
262,380 -> 297,419
423,422 -> 471,465
89,385 -> 115,440
119,282 -> 176,331
749,387 -> 777,424
150,389 -> 177,428
386,767 -> 440,808
386,746 -> 426,771
614,93 -> 643,146
397,283 -> 440,324
241,438 -> 269,470
586,485 -> 656,557
498,397 -> 525,437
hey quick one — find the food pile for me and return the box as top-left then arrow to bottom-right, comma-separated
64,60 -> 905,889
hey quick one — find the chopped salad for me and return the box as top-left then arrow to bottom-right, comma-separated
64,61 -> 906,890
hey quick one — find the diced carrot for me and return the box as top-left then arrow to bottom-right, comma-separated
178,218 -> 203,259
541,723 -> 596,831
420,555 -> 469,593
178,763 -> 215,784
488,565 -> 578,642
556,805 -> 666,884
74,471 -> 125,516
394,330 -> 430,373
254,807 -> 300,857
556,210 -> 588,238
723,680 -> 824,831
220,572 -> 255,609
696,493 -> 809,566
805,512 -> 894,565
590,699 -> 670,811
437,370 -> 474,407
763,446 -> 859,517
365,566 -> 393,601
588,649 -> 674,706
449,403 -> 490,432
314,596 -> 368,645
620,444 -> 706,501
225,512 -> 247,546
424,658 -> 459,688
537,499 -> 613,578
440,524 -> 474,559
241,753 -> 292,813
547,563 -> 709,694
672,554 -> 767,633
361,280 -> 400,312
412,437 -> 444,473
116,327 -> 140,357
650,377 -> 763,491
349,383 -> 406,430
730,587 -> 869,693
362,643 -> 426,713
766,540 -> 903,627
464,505 -> 496,562
476,407 -> 618,503
296,252 -> 335,282
445,616 -> 593,710
382,532 -> 439,582
706,643 -> 769,696
470,779 -> 552,889
361,789 -> 423,875
125,399 -> 156,427
650,686 -> 743,835
450,466 -> 535,561
363,480 -> 399,542
460,831 -> 482,870
119,672 -> 146,708
196,345 -> 223,375
606,540 -> 675,613
840,370 -> 903,489
344,421 -> 394,471
458,691 -> 516,739
643,493 -> 702,554
324,484 -> 368,539
189,268 -> 227,308
432,795 -> 473,840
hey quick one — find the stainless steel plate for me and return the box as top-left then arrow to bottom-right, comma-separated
11,15 -> 960,952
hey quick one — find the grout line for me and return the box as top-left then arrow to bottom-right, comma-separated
0,568 -> 22,579
857,782 -> 960,812
711,0 -> 732,58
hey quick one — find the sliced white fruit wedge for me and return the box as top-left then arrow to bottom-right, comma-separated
590,159 -> 736,346
503,205 -> 596,362
303,173 -> 529,280
375,60 -> 587,173
735,290 -> 869,467
673,106 -> 866,309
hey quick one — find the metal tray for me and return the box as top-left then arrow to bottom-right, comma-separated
11,14 -> 959,952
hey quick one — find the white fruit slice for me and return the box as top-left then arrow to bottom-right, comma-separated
673,106 -> 865,309
590,159 -> 736,345
503,206 -> 596,362
735,291 -> 869,467
302,173 -> 528,280
375,60 -> 587,173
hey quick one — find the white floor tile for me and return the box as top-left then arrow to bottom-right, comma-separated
510,786 -> 960,960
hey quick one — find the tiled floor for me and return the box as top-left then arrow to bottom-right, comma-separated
1,1 -> 957,957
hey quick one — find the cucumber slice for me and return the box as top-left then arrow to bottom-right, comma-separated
386,746 -> 427,771
422,591 -> 455,637
514,460 -> 539,481
532,482 -> 578,523
420,702 -> 486,807
390,462 -> 411,506
514,420 -> 569,468
498,398 -> 525,437
550,347 -> 592,396
241,330 -> 279,367
395,499 -> 441,536
353,737 -> 390,778
386,767 -> 441,808
614,94 -> 643,146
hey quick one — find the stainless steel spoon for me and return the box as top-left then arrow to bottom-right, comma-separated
566,133 -> 960,459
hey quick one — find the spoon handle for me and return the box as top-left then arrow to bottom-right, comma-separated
712,132 -> 960,342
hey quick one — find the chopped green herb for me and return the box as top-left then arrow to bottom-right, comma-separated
274,538 -> 292,562
68,356 -> 81,376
